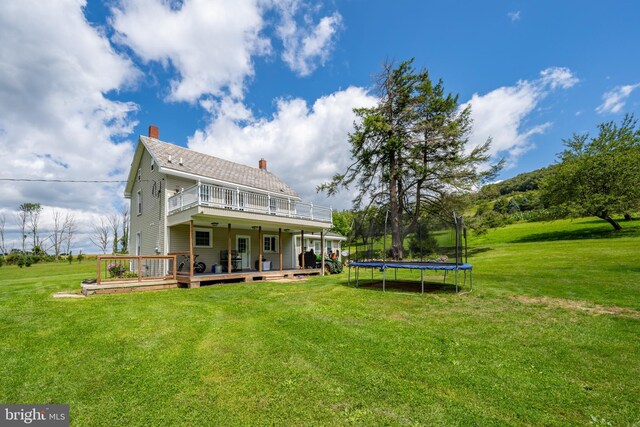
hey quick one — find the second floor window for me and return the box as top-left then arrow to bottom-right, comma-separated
137,190 -> 142,215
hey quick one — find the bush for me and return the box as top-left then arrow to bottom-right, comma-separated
0,256 -> 4,268
24,256 -> 33,267
16,256 -> 25,268
408,224 -> 439,258
6,253 -> 21,265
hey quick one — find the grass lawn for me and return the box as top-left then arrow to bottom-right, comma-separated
0,217 -> 639,426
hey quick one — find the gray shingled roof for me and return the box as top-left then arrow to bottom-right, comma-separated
141,136 -> 299,198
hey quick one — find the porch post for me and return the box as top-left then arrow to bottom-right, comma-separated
96,256 -> 101,285
189,220 -> 194,278
278,228 -> 283,272
300,230 -> 305,269
321,230 -> 325,276
227,223 -> 232,274
258,226 -> 262,272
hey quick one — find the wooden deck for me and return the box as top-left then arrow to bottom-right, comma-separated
82,268 -> 321,295
82,279 -> 179,295
179,268 -> 322,288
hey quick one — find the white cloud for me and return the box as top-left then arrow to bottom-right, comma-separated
0,0 -> 139,251
112,0 -> 271,102
595,83 -> 640,114
464,67 -> 578,166
111,0 -> 342,102
188,87 -> 377,210
508,11 -> 521,21
275,0 -> 343,76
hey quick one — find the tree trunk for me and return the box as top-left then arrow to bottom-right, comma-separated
624,213 -> 633,221
389,154 -> 403,260
599,215 -> 622,231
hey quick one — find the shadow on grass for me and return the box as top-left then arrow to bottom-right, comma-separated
342,280 -> 459,295
512,227 -> 638,243
467,247 -> 492,256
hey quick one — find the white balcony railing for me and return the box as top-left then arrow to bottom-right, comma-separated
168,183 -> 333,223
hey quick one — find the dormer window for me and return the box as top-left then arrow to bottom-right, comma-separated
137,168 -> 142,182
151,159 -> 155,171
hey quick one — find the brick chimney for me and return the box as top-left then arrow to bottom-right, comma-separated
259,159 -> 267,170
148,125 -> 159,139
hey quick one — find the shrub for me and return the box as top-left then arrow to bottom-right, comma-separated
6,253 -> 21,265
24,256 -> 33,267
77,252 -> 84,263
107,263 -> 126,278
0,256 -> 4,268
16,256 -> 25,268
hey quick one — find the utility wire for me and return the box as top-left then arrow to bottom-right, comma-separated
0,178 -> 135,183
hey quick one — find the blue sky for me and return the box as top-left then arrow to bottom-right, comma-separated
0,0 -> 639,252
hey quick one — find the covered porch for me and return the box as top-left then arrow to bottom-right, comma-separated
167,207 -> 332,288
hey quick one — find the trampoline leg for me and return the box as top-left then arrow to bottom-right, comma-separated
455,270 -> 458,293
348,265 -> 351,287
421,270 -> 424,295
383,268 -> 386,293
356,267 -> 359,288
443,270 -> 447,285
470,270 -> 473,292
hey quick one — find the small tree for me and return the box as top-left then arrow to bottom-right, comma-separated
542,114 -> 640,230
108,214 -> 120,254
120,207 -> 129,253
16,207 -> 28,253
27,203 -> 42,249
0,214 -> 7,259
90,217 -> 111,254
63,214 -> 77,256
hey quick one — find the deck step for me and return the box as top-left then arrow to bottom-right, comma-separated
82,279 -> 179,295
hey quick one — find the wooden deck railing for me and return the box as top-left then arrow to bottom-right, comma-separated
168,252 -> 192,278
96,255 -> 177,285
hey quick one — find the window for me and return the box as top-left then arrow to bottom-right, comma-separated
137,190 -> 142,215
194,228 -> 212,248
150,159 -> 155,171
263,235 -> 279,253
135,232 -> 141,256
137,168 -> 142,182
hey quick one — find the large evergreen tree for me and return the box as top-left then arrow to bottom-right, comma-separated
542,114 -> 640,230
319,59 -> 500,259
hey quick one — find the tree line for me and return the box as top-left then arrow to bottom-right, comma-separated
0,204 -> 130,266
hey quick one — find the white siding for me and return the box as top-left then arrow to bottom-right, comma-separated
129,148 -> 166,255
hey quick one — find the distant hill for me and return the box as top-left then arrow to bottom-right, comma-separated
481,165 -> 556,197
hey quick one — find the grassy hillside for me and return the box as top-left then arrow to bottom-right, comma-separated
0,218 -> 638,426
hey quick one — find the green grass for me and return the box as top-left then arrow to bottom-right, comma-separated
0,218 -> 639,426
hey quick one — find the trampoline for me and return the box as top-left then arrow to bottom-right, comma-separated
348,261 -> 472,294
346,211 -> 473,294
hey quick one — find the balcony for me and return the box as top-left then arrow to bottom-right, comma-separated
167,183 -> 332,223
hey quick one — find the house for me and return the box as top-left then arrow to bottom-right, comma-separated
122,125 -> 343,288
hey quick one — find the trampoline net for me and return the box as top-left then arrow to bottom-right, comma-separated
348,211 -> 467,264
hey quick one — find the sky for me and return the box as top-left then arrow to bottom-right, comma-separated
1,0 -> 639,253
